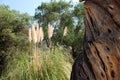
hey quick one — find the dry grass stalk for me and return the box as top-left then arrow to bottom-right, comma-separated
36,24 -> 44,43
28,24 -> 41,71
36,23 -> 40,43
63,27 -> 67,36
33,44 -> 40,71
31,24 -> 37,44
48,24 -> 54,39
28,28 -> 32,42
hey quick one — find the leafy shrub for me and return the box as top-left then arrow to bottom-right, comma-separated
0,5 -> 31,74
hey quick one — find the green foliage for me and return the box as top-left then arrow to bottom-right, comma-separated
0,48 -> 73,80
73,3 -> 85,19
34,1 -> 85,58
0,5 -> 31,74
35,0 -> 71,22
0,5 -> 31,50
34,0 -> 72,40
62,24 -> 84,56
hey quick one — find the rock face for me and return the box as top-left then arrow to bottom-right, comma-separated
71,0 -> 120,80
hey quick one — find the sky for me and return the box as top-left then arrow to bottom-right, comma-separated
0,0 -> 79,16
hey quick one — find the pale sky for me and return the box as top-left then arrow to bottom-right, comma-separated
0,0 -> 79,16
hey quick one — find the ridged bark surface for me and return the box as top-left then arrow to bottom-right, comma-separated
71,0 -> 120,80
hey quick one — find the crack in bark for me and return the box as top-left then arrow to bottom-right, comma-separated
84,49 -> 96,80
93,43 -> 108,80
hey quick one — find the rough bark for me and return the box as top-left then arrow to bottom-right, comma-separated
71,0 -> 120,80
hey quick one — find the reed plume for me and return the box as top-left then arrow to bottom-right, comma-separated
63,27 -> 67,36
31,24 -> 37,44
36,23 -> 39,36
28,24 -> 41,72
36,23 -> 40,43
39,27 -> 44,42
31,24 -> 39,71
60,26 -> 68,44
48,24 -> 54,39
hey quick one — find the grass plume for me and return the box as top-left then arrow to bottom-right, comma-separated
48,23 -> 54,39
31,24 -> 37,44
63,27 -> 67,36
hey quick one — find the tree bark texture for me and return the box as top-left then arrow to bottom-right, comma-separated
71,0 -> 120,80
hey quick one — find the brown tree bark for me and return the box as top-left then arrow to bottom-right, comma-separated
71,0 -> 120,80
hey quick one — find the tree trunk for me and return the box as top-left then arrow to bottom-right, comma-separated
71,0 -> 120,80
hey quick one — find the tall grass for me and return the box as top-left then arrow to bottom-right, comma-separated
0,24 -> 73,80
0,47 -> 73,80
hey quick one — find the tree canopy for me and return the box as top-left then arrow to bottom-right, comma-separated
34,1 -> 85,58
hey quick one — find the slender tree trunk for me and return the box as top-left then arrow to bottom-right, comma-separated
71,0 -> 120,80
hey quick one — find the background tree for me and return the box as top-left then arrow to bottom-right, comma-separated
34,0 -> 72,47
34,0 -> 85,59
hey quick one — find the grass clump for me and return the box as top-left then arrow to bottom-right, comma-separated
0,47 -> 73,80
